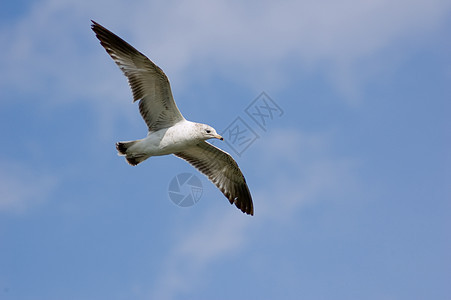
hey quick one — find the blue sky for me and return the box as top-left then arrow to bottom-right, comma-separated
0,0 -> 450,299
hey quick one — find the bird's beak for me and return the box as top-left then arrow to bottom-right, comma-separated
215,134 -> 224,141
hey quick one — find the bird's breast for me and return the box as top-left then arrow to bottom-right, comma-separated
149,125 -> 199,155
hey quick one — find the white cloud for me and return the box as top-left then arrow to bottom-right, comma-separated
148,128 -> 360,299
0,161 -> 57,214
248,129 -> 361,220
1,0 -> 449,105
150,211 -> 251,300
110,0 -> 451,97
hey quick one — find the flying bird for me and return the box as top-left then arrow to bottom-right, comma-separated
91,21 -> 253,215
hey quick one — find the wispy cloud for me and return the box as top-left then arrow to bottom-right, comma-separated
150,211 -> 251,300
248,129 -> 361,220
0,160 -> 57,214
148,128 -> 360,299
1,0 -> 449,105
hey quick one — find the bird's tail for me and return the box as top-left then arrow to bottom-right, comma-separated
116,141 -> 148,166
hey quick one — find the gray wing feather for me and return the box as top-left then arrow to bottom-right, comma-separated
174,141 -> 254,215
91,21 -> 184,131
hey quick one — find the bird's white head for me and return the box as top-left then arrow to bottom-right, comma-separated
198,124 -> 223,141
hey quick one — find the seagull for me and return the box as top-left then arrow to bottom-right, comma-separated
91,21 -> 253,215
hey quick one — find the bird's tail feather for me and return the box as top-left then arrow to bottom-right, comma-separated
116,141 -> 148,166
116,141 -> 137,155
125,155 -> 148,166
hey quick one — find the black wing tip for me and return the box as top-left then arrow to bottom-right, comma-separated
90,20 -> 116,41
225,186 -> 253,216
234,201 -> 254,216
90,20 -> 107,40
244,201 -> 255,216
231,190 -> 254,216
90,21 -> 115,43
90,20 -> 102,31
240,183 -> 254,216
246,205 -> 254,216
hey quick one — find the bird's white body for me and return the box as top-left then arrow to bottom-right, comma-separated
127,120 -> 203,157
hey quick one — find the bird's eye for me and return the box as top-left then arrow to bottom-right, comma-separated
206,130 -> 211,134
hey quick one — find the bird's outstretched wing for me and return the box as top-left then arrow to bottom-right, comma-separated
175,141 -> 254,215
91,21 -> 185,131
